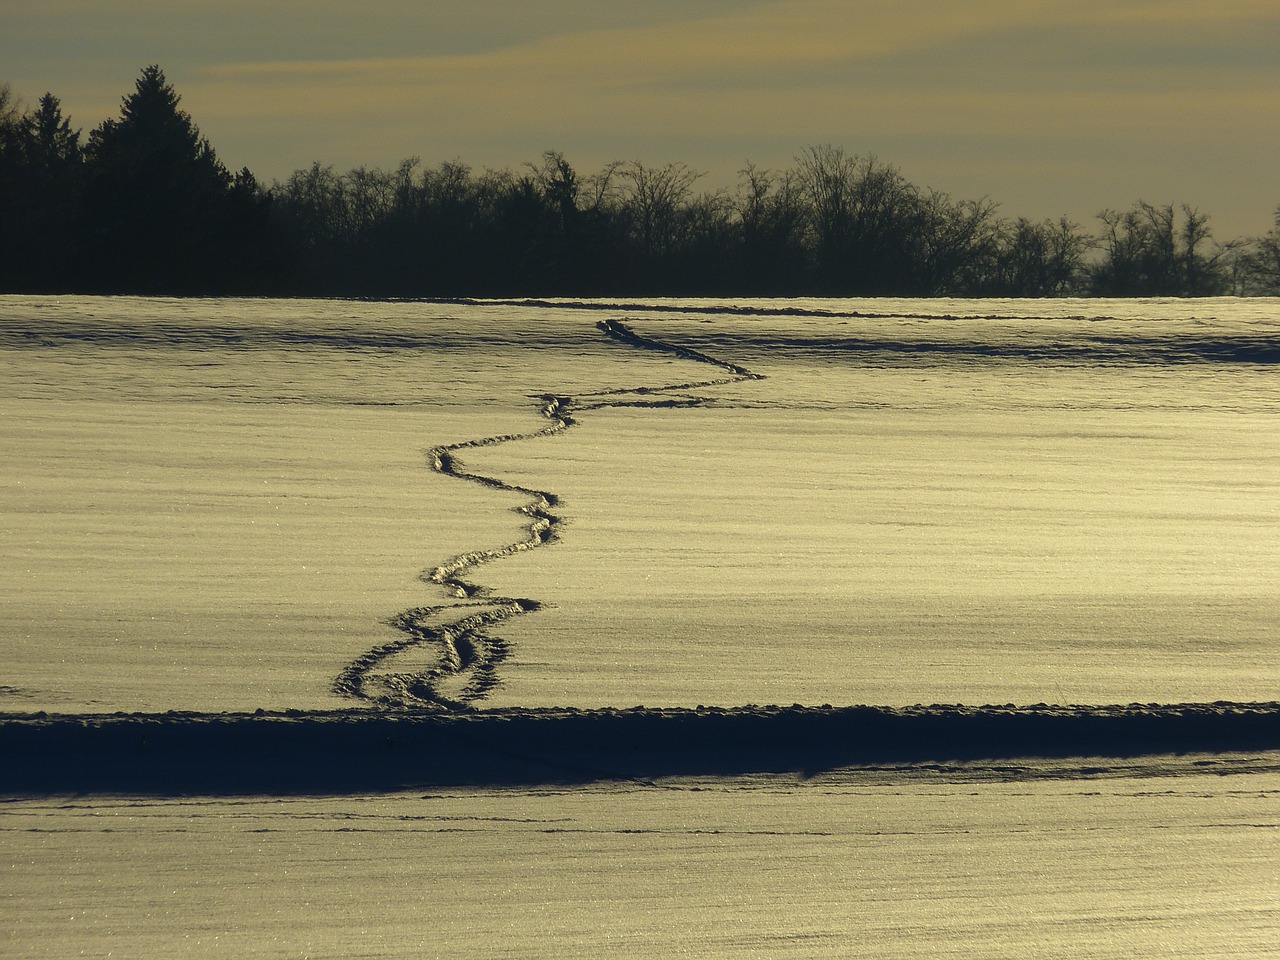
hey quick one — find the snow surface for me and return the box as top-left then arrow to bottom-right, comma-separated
2,294 -> 1278,957
2,295 -> 1277,710
4,757 -> 1279,958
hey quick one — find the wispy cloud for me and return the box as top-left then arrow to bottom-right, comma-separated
193,0 -> 1279,143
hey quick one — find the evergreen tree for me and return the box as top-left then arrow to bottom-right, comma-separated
83,65 -> 233,293
0,90 -> 86,290
0,84 -> 28,287
26,93 -> 82,171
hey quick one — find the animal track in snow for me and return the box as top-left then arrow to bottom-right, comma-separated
334,319 -> 762,709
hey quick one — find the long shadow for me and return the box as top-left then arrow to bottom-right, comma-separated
3,703 -> 1279,796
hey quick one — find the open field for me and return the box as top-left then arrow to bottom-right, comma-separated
2,295 -> 1277,711
2,294 -> 1278,956
4,754 -> 1279,959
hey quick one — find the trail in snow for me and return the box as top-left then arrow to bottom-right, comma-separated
334,319 -> 762,709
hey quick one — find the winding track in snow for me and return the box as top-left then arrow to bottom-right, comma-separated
333,319 -> 763,709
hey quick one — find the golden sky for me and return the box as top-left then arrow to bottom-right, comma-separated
5,0 -> 1278,237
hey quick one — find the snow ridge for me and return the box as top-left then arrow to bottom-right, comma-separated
334,319 -> 762,709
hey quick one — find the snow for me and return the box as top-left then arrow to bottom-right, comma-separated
2,293 -> 1278,956
6,295 -> 1276,710
4,759 -> 1279,958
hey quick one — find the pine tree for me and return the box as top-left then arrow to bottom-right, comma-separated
0,90 -> 86,290
26,94 -> 82,171
83,65 -> 233,293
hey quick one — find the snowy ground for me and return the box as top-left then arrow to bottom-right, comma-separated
2,295 -> 1277,710
2,294 -> 1278,956
5,757 -> 1279,958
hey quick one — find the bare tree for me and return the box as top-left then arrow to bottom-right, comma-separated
619,160 -> 703,259
1092,201 -> 1231,295
527,150 -> 580,223
1231,207 -> 1280,295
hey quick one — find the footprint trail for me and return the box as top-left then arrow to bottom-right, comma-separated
334,319 -> 762,709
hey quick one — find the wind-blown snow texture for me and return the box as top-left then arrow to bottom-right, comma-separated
4,297 -> 1280,960
2,295 -> 1277,718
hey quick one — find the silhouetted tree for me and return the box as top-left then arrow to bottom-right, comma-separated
523,151 -> 594,290
0,84 -> 26,287
361,158 -> 428,293
733,163 -> 807,294
25,93 -> 82,171
82,65 -> 235,293
0,84 -> 21,169
20,94 -> 85,289
0,90 -> 86,290
1231,207 -> 1280,295
1090,201 -> 1231,296
795,144 -> 860,291
913,192 -> 1001,294
530,151 -> 579,227
0,84 -> 18,126
6,68 -> 1274,298
619,161 -> 704,272
989,217 -> 1091,296
795,147 -> 936,294
220,166 -> 290,294
669,190 -> 737,293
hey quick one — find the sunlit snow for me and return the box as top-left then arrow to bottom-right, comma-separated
2,294 -> 1278,959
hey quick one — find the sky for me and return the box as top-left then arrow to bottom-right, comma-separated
5,0 -> 1279,239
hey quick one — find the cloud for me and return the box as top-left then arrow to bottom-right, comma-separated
13,0 -> 1276,148
190,0 -> 1279,145
5,0 -> 783,62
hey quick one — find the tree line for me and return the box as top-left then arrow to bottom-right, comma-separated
3,66 -> 1279,298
